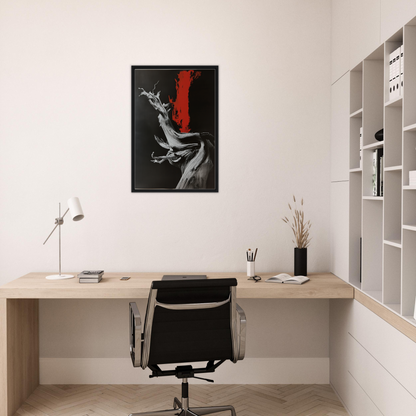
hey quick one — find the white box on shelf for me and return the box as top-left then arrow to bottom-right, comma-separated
409,171 -> 416,185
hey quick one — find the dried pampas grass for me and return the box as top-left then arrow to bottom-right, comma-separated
282,195 -> 312,248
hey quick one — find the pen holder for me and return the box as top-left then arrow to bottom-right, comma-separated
247,261 -> 255,278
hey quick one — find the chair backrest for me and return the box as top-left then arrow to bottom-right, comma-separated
141,278 -> 238,369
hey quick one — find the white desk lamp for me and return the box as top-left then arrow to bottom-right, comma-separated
43,197 -> 84,280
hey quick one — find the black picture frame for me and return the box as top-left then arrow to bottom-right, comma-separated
131,65 -> 218,192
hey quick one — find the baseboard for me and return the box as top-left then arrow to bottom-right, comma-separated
40,357 -> 329,384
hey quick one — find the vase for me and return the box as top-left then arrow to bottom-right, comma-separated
294,248 -> 307,276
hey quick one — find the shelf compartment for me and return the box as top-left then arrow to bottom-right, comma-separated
383,244 -> 401,307
384,106 -> 403,168
349,171 -> 362,287
403,25 -> 416,127
362,199 -> 383,293
402,131 -> 416,186
403,182 -> 416,227
384,170 -> 402,242
350,117 -> 363,170
362,58 -> 383,147
402,229 -> 416,316
362,146 -> 384,198
350,63 -> 363,114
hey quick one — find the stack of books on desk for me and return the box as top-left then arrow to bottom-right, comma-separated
78,270 -> 104,283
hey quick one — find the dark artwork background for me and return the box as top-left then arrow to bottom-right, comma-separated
132,66 -> 218,191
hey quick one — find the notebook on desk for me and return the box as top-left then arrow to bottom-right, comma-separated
162,275 -> 207,281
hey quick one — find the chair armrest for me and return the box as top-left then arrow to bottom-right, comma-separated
129,302 -> 142,368
236,303 -> 246,360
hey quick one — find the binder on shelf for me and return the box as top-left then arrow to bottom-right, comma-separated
400,44 -> 404,96
395,47 -> 401,98
390,47 -> 401,100
395,47 -> 401,97
372,150 -> 378,196
389,51 -> 394,100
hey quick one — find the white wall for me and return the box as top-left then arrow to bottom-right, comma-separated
331,0 -> 416,81
0,0 -> 332,381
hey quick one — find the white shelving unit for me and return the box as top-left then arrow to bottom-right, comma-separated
349,18 -> 416,327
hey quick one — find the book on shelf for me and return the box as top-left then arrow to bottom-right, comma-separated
265,273 -> 309,285
389,47 -> 401,100
372,150 -> 377,196
372,148 -> 383,196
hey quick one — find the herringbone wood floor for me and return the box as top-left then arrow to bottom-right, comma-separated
14,384 -> 349,416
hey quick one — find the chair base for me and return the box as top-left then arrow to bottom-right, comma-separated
129,396 -> 236,416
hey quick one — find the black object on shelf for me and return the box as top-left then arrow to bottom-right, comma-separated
372,148 -> 384,196
375,128 -> 383,141
294,248 -> 307,276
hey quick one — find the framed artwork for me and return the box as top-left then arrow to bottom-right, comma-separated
131,65 -> 218,192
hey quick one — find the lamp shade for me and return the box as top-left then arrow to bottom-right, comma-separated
67,197 -> 84,221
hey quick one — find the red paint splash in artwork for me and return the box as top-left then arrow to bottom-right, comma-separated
169,70 -> 201,133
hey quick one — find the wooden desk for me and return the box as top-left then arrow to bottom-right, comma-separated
0,272 -> 352,416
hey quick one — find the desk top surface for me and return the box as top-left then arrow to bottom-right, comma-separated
0,272 -> 354,299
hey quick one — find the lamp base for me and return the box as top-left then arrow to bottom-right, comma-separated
46,274 -> 74,280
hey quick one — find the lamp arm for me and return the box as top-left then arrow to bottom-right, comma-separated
43,208 -> 70,245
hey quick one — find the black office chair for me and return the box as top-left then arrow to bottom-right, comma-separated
129,278 -> 246,416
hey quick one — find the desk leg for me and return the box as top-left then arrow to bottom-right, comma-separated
0,299 -> 39,416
